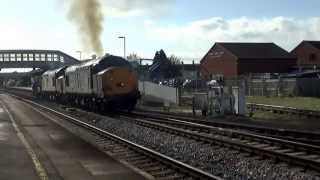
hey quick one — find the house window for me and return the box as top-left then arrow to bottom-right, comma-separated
310,54 -> 317,61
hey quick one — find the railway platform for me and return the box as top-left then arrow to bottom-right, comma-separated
0,93 -> 148,180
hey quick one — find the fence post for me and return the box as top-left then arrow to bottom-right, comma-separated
278,77 -> 282,97
262,79 -> 264,96
247,76 -> 251,96
177,87 -> 181,106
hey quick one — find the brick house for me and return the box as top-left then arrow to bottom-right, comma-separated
291,41 -> 320,71
200,42 -> 296,79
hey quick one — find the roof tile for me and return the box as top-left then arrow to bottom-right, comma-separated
217,42 -> 295,59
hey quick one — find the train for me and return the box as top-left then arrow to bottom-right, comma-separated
33,54 -> 140,112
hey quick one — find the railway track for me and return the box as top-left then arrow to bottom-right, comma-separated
5,87 -> 320,145
11,94 -> 221,180
134,110 -> 320,146
5,87 -> 320,176
247,103 -> 320,119
120,112 -> 320,173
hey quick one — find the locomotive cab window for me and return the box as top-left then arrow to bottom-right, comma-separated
66,76 -> 69,87
52,77 -> 56,86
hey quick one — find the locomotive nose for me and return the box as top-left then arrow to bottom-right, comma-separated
102,67 -> 138,96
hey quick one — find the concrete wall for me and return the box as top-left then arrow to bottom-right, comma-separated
139,81 -> 179,105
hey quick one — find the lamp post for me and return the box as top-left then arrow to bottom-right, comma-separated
76,51 -> 82,61
118,36 -> 126,59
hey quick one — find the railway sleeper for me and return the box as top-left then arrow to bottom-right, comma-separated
102,147 -> 123,153
252,143 -> 272,149
156,173 -> 186,180
112,150 -> 133,157
119,152 -> 140,158
303,154 -> 320,160
131,159 -> 154,166
275,148 -> 294,154
104,113 -> 320,173
143,165 -> 167,172
102,144 -> 121,151
126,156 -> 148,162
150,169 -> 177,178
263,146 -> 282,151
287,152 -> 307,157
136,162 -> 160,169
110,146 -> 127,153
97,141 -> 115,146
246,142 -> 261,146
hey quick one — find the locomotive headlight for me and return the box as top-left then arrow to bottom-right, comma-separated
117,82 -> 125,87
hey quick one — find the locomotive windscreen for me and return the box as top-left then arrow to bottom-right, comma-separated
92,55 -> 133,74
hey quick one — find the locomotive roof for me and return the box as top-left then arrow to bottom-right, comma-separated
96,66 -> 126,75
42,67 -> 65,76
65,54 -> 132,74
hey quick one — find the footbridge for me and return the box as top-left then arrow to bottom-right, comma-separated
0,50 -> 79,69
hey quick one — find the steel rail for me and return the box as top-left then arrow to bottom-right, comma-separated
247,103 -> 320,118
119,114 -> 320,172
134,110 -> 320,145
10,94 -> 222,180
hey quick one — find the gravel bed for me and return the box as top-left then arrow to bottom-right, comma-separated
48,103 -> 320,180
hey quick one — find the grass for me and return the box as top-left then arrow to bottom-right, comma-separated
246,96 -> 320,111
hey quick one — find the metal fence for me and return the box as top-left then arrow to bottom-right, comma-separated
245,79 -> 296,97
139,78 -> 320,107
243,78 -> 320,97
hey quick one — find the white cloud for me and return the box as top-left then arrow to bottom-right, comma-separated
144,16 -> 320,60
102,0 -> 174,17
0,20 -> 80,58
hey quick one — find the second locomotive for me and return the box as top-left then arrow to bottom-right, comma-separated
38,54 -> 140,112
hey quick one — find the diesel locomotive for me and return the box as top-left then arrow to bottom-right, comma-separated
37,54 -> 140,111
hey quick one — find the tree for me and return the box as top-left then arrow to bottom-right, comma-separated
169,55 -> 182,64
149,50 -> 181,81
127,53 -> 141,63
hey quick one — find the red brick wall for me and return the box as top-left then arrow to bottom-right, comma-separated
238,59 -> 296,74
292,42 -> 320,68
200,45 -> 238,79
201,44 -> 295,79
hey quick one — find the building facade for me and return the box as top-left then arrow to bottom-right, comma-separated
200,42 -> 296,79
291,41 -> 320,71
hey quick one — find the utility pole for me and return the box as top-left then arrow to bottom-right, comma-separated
118,36 -> 126,59
76,51 -> 82,60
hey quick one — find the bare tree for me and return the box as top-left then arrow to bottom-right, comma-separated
169,55 -> 182,64
127,53 -> 141,62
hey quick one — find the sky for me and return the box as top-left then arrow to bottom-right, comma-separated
0,0 -> 319,63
